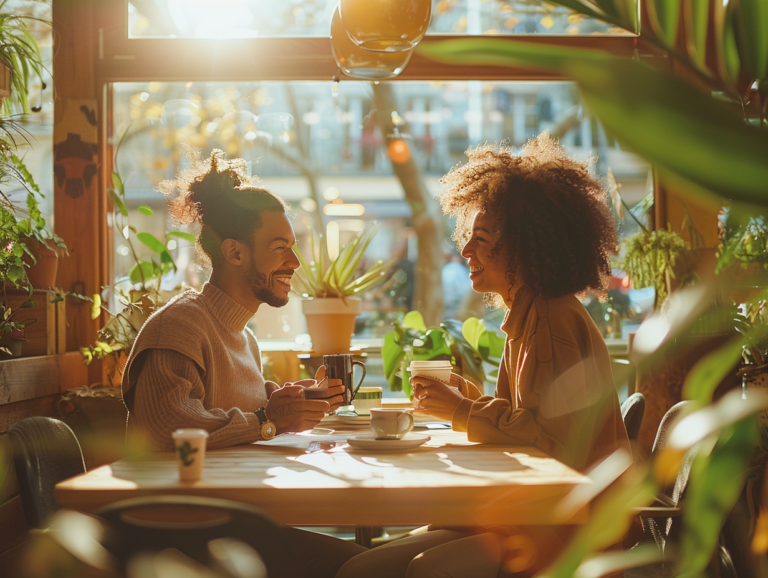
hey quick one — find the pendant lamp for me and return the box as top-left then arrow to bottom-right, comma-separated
330,5 -> 412,79
339,0 -> 431,52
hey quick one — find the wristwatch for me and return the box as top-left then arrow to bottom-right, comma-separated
255,407 -> 276,440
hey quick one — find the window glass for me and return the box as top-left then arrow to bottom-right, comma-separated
111,80 -> 653,357
127,0 -> 630,39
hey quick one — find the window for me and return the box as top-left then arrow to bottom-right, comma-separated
111,79 -> 653,347
127,0 -> 628,39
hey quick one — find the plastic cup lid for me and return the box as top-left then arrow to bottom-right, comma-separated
409,360 -> 452,368
172,429 -> 209,438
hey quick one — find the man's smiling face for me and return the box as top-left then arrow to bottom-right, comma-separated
245,212 -> 300,307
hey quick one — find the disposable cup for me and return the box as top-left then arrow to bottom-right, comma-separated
408,360 -> 453,385
172,429 -> 209,482
352,387 -> 382,416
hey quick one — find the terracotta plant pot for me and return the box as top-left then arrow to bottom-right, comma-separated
0,328 -> 25,359
23,238 -> 59,288
302,297 -> 362,356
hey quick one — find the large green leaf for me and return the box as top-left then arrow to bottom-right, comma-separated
461,317 -> 486,351
684,0 -> 709,70
418,39 -> 768,207
678,415 -> 759,577
403,311 -> 427,333
733,0 -> 768,81
681,334 -> 745,404
647,0 -> 682,48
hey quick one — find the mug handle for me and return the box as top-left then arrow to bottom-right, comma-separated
350,360 -> 367,401
398,412 -> 415,436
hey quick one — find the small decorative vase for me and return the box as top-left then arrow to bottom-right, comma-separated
302,297 -> 362,356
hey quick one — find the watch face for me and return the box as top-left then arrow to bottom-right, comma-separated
262,422 -> 276,439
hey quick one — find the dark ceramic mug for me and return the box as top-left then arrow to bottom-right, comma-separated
323,354 -> 366,405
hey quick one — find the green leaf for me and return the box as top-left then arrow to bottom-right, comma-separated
461,317 -> 486,351
382,331 -> 406,392
648,0 -> 682,48
137,232 -> 166,254
129,261 -> 159,285
678,416 -> 759,576
478,330 -> 506,362
167,231 -> 196,243
108,188 -> 128,217
111,172 -> 125,197
733,0 -> 768,81
684,0 -> 709,70
137,205 -> 154,216
7,265 -> 24,284
403,311 -> 427,333
681,334 -> 746,403
418,39 -> 768,207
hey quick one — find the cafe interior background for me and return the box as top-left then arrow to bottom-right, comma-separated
2,0 -> 767,575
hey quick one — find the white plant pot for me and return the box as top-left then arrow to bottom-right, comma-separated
302,297 -> 362,356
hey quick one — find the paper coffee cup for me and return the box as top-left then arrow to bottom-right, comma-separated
172,429 -> 209,482
409,360 -> 453,385
353,387 -> 382,416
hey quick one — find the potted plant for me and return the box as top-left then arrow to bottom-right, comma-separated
293,223 -> 393,355
382,310 -> 505,399
0,6 -> 45,116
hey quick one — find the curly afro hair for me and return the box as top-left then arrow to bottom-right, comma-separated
158,146 -> 288,267
438,132 -> 617,307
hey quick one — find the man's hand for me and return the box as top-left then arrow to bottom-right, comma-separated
411,376 -> 465,422
281,366 -> 346,413
264,385 -> 330,434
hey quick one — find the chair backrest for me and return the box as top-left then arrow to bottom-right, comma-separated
97,496 -> 299,578
8,417 -> 86,529
651,400 -> 698,507
621,392 -> 646,443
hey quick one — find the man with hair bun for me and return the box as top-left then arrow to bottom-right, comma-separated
122,148 -> 366,578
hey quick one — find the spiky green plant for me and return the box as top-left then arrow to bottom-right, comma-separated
293,223 -> 393,299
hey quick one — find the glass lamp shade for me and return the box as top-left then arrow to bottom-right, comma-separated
339,0 -> 431,52
331,5 -> 412,79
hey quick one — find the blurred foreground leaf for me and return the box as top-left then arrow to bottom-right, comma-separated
418,39 -> 768,208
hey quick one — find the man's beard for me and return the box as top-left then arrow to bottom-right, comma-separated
247,257 -> 290,308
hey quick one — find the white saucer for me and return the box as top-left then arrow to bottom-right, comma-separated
346,433 -> 431,451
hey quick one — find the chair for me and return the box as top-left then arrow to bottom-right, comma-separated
8,416 -> 86,529
625,400 -> 696,578
621,392 -> 646,444
96,496 -> 300,578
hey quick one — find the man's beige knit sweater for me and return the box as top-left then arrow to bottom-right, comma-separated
122,283 -> 268,451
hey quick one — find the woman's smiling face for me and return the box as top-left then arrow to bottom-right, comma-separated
460,212 -> 512,297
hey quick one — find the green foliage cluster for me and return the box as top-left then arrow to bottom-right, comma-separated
81,128 -> 194,366
615,227 -> 689,306
0,2 -> 45,115
294,223 -> 393,299
382,311 -> 504,399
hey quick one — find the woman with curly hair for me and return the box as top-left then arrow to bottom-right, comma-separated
337,133 -> 629,578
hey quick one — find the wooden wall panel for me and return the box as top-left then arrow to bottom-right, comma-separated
53,0 -> 106,352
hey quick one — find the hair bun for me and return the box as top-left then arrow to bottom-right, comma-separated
158,146 -> 254,226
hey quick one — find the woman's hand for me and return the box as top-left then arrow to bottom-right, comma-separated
411,376 -> 465,422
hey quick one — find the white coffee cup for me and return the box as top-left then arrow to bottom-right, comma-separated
409,360 -> 453,385
172,428 -> 209,482
370,408 -> 414,440
353,387 -> 383,416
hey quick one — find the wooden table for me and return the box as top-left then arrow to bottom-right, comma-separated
55,419 -> 591,541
